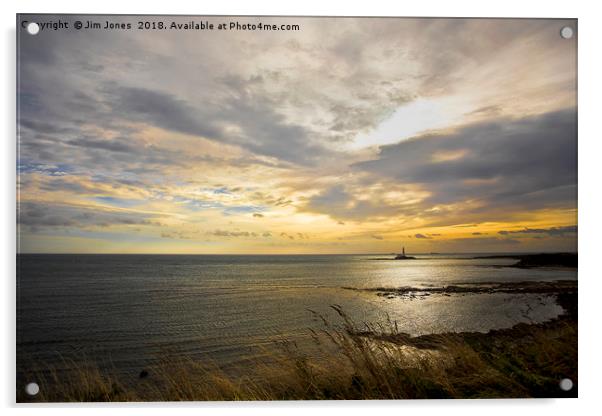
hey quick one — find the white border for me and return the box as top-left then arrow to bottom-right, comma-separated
2,1 -> 601,415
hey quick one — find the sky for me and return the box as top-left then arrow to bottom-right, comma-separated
17,16 -> 577,254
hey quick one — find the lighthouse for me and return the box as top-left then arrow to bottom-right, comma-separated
394,246 -> 414,260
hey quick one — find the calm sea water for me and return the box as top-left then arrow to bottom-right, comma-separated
17,254 -> 576,376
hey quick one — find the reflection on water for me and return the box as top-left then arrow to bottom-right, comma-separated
17,254 -> 576,375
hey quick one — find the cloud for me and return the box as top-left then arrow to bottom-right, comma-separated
110,86 -> 222,140
280,232 -> 295,240
355,109 -> 577,222
18,17 -> 575,175
161,231 -> 198,240
414,233 -> 431,239
301,109 -> 576,226
304,185 -> 352,218
441,237 -> 522,247
102,83 -> 338,166
497,225 -> 577,236
211,229 -> 256,238
206,229 -> 274,238
15,16 -> 577,253
66,136 -> 139,154
18,201 -> 160,231
303,183 -> 427,221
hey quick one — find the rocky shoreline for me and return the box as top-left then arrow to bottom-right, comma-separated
348,280 -> 578,398
343,279 -> 577,300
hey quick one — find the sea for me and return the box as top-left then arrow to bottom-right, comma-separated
16,253 -> 577,378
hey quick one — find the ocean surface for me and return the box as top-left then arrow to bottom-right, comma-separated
17,253 -> 577,377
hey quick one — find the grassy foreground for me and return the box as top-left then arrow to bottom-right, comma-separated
18,291 -> 577,401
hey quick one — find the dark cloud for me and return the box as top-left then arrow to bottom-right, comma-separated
304,184 -> 420,221
355,109 -> 577,219
305,185 -> 352,218
67,136 -> 138,154
280,232 -> 295,240
18,201 -> 159,232
414,233 -> 431,239
37,177 -> 104,194
440,237 -> 522,248
302,110 -> 576,224
209,229 -> 272,238
497,225 -> 577,236
105,84 -> 335,166
161,231 -> 197,240
109,86 -> 222,140
466,105 -> 503,118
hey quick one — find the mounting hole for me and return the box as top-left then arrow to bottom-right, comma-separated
560,26 -> 574,39
26,22 -> 40,35
25,382 -> 39,396
559,378 -> 573,391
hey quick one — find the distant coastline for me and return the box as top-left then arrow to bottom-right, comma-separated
473,252 -> 577,268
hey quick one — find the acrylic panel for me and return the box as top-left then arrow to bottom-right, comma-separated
16,15 -> 577,402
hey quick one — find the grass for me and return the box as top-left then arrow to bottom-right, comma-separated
17,299 -> 577,402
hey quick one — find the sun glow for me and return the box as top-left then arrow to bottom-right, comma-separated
351,97 -> 473,149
